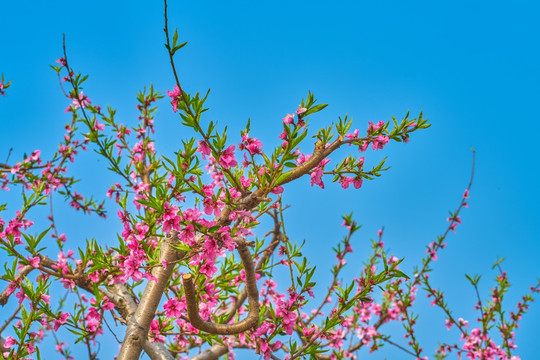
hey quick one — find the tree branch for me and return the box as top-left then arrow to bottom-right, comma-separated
183,239 -> 259,335
104,283 -> 174,360
189,345 -> 229,360
117,231 -> 184,360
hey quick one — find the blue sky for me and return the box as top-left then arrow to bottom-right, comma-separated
1,1 -> 539,359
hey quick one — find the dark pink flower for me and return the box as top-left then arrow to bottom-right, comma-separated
367,120 -> 385,135
3,336 -> 16,348
339,176 -> 354,189
240,134 -> 263,155
163,297 -> 185,318
219,145 -> 237,169
27,256 -> 40,268
167,85 -> 182,112
372,135 -> 390,150
345,129 -> 359,140
53,312 -> 70,331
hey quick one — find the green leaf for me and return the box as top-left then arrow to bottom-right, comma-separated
304,103 -> 328,117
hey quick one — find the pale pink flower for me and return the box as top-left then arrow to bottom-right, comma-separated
197,140 -> 212,159
66,91 -> 91,112
282,113 -> 295,125
296,106 -> 307,115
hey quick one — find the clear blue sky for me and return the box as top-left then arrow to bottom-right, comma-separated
1,1 -> 539,359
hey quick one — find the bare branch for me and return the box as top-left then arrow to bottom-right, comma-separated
183,240 -> 259,335
189,345 -> 229,360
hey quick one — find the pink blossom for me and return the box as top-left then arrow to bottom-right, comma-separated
240,175 -> 253,188
259,339 -> 282,360
239,133 -> 263,155
345,128 -> 359,140
199,260 -> 218,277
149,319 -> 166,343
167,85 -> 182,112
359,141 -> 369,152
445,318 -> 453,330
41,294 -> 51,304
102,297 -> 115,310
219,145 -> 237,169
310,158 -> 331,189
282,113 -> 295,125
26,255 -> 40,268
179,224 -> 196,246
367,120 -> 385,135
371,134 -> 390,150
296,153 -> 311,165
197,140 -> 211,159
310,168 -> 325,188
66,91 -> 91,112
203,198 -> 223,216
339,176 -> 354,189
162,202 -> 181,233
296,106 -> 307,115
458,317 -> 469,327
15,289 -> 28,304
94,121 -> 105,131
164,297 -> 185,318
447,215 -> 462,232
356,325 -> 378,346
352,176 -> 363,188
3,336 -> 16,348
53,312 -> 70,331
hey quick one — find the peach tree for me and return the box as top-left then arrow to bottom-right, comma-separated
0,2 -> 537,360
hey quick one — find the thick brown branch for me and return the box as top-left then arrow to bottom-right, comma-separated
104,284 -> 174,360
223,231 -> 282,323
117,231 -> 184,360
183,240 -> 259,335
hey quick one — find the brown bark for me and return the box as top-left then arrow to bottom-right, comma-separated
183,240 -> 259,335
117,231 -> 184,360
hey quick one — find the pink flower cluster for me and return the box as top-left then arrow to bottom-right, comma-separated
239,132 -> 263,155
282,105 -> 307,126
167,85 -> 182,112
367,121 -> 390,150
310,158 -> 331,189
